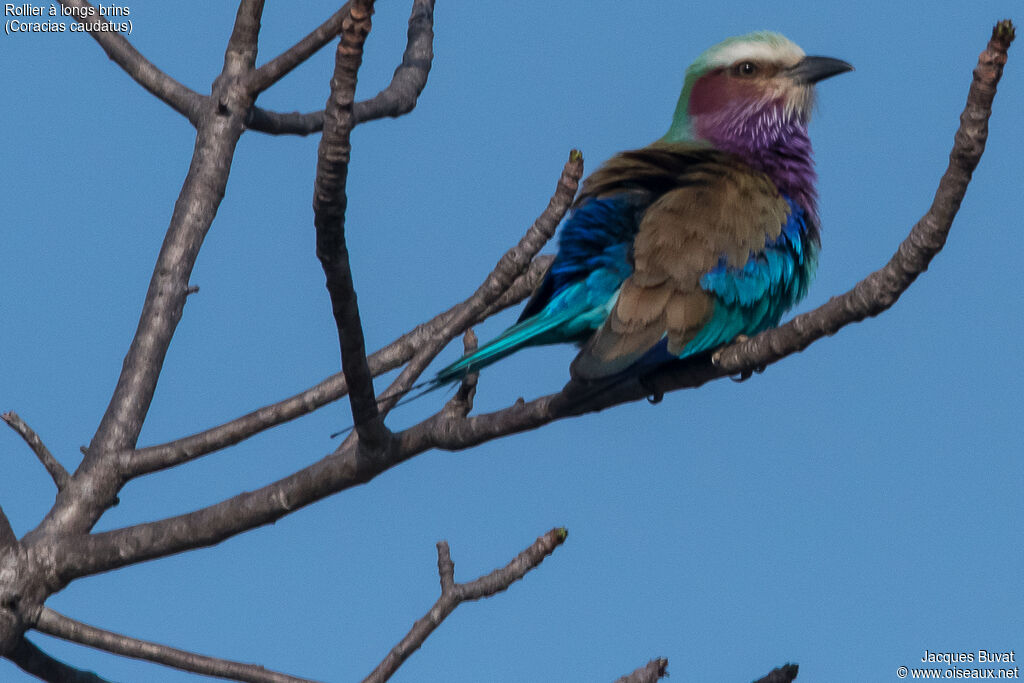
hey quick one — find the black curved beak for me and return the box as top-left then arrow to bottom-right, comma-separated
785,56 -> 854,84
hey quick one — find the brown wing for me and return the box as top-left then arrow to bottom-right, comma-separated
570,159 -> 789,380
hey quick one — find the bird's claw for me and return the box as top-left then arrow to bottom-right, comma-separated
639,374 -> 664,404
729,364 -> 767,382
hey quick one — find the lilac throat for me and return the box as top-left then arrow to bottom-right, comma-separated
695,103 -> 820,222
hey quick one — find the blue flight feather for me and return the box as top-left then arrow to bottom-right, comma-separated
688,198 -> 816,356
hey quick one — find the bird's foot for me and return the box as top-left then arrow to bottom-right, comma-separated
711,335 -> 750,367
710,336 -> 767,381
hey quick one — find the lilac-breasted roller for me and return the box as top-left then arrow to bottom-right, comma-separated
435,32 -> 851,386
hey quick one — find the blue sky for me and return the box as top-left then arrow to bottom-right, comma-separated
2,2 -> 1021,681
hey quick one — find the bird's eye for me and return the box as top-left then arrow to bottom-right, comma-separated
735,61 -> 759,77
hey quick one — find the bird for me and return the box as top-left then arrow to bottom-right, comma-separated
435,31 -> 852,392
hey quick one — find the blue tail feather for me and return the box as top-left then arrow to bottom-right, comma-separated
433,306 -> 579,386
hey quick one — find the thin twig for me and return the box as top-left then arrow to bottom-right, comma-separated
753,663 -> 800,683
247,4 -> 350,94
613,658 -> 669,683
7,637 -> 113,683
362,528 -> 567,683
34,608 -> 318,683
247,0 -> 436,135
2,412 -> 70,491
55,0 -> 202,124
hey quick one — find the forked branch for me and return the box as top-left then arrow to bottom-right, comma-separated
247,3 -> 350,93
247,0 -> 436,135
363,528 -> 567,683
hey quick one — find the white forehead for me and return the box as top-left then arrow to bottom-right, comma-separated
701,32 -> 806,69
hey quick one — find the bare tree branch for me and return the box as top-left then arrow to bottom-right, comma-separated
362,528 -> 567,683
753,663 -> 799,683
58,444 -> 387,579
314,0 -> 388,446
124,253 -> 551,478
55,0 -> 203,124
33,608 -> 319,683
613,658 -> 669,683
2,412 -> 70,492
7,636 -> 113,683
247,4 -> 350,94
247,0 -> 436,135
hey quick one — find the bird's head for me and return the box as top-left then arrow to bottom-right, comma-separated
662,32 -> 852,150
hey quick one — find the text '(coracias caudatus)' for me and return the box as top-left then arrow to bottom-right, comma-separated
435,31 -> 852,387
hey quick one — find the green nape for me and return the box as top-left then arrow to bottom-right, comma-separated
661,71 -> 700,144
